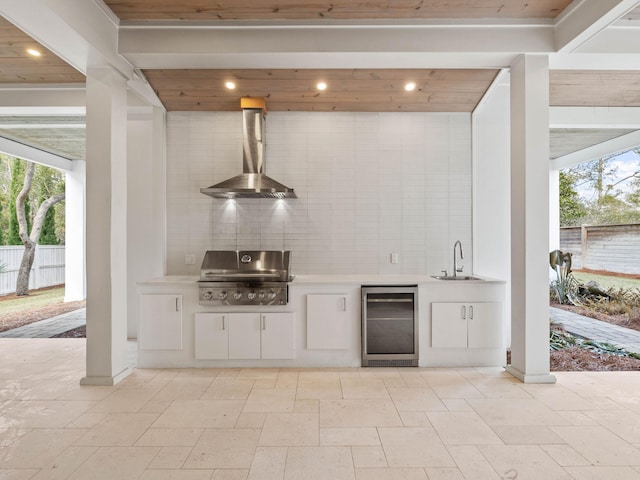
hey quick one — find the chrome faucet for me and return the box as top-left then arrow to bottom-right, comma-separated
453,240 -> 464,277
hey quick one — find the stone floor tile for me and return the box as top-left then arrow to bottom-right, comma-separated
378,427 -> 456,468
478,444 -> 573,480
320,427 -> 380,446
351,445 -> 387,468
424,467 -> 466,480
243,387 -> 295,413
247,446 -> 287,480
152,399 -> 243,428
492,425 -> 565,445
320,399 -> 402,428
341,378 -> 390,399
135,427 -> 203,446
447,445 -> 501,480
284,446 -> 355,480
563,466 -> 640,480
184,428 -> 260,469
259,412 -> 319,446
354,468 -> 428,480
67,446 -> 160,480
148,446 -> 192,469
75,412 -> 158,446
550,425 -> 640,466
468,398 -> 571,427
426,411 -> 502,445
138,470 -> 214,480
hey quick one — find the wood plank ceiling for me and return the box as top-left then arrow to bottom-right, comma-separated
103,0 -> 563,113
550,71 -> 640,107
0,18 -> 84,83
143,69 -> 500,112
103,0 -> 573,21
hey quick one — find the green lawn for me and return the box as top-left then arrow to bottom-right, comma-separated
572,271 -> 640,290
0,286 -> 66,316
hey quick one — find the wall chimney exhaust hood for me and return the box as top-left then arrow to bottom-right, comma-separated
200,98 -> 296,199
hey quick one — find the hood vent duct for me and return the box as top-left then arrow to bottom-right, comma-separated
200,98 -> 296,199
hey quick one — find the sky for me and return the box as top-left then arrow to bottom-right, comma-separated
572,148 -> 640,202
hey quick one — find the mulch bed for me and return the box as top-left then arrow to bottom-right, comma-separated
552,302 -> 640,332
0,299 -> 86,333
551,346 -> 640,371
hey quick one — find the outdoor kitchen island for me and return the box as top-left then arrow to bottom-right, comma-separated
137,274 -> 506,369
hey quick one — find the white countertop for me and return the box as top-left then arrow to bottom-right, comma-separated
138,274 -> 504,287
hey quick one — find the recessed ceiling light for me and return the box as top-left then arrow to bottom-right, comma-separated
26,48 -> 41,57
225,81 -> 236,90
316,82 -> 327,91
404,82 -> 417,92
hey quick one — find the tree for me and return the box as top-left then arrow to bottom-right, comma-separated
0,155 -> 10,244
559,170 -> 587,226
38,206 -> 59,245
15,161 -> 65,296
562,151 -> 640,226
8,159 -> 30,245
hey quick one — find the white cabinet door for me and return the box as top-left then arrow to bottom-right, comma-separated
432,302 -> 503,349
139,294 -> 183,350
467,302 -> 503,349
194,313 -> 228,359
307,294 -> 350,349
431,302 -> 467,348
261,312 -> 295,359
228,313 -> 261,359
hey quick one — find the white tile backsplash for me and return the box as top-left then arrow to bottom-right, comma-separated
166,111 -> 472,275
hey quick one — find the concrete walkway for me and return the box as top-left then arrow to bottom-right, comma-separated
550,306 -> 640,355
0,308 -> 86,338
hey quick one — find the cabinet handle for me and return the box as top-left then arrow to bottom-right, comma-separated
461,305 -> 466,319
222,315 -> 226,331
469,306 -> 474,320
341,297 -> 347,311
175,297 -> 179,312
262,315 -> 266,330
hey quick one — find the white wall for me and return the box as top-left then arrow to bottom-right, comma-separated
166,111 -> 473,276
472,81 -> 512,345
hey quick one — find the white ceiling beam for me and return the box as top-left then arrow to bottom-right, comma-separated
550,107 -> 640,128
554,0 -> 640,53
118,23 -> 555,69
0,0 -> 128,76
0,136 -> 73,171
0,85 -> 86,109
0,0 -> 163,109
551,129 -> 640,169
549,52 -> 640,70
574,25 -> 640,53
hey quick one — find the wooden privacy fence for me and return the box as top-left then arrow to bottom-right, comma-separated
560,224 -> 640,275
0,246 -> 65,295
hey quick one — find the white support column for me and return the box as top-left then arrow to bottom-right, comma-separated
126,106 -> 166,339
81,66 -> 131,386
64,160 -> 86,302
506,54 -> 556,384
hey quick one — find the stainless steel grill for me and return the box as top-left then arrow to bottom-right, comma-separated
198,250 -> 292,306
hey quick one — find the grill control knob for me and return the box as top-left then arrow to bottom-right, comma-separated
267,291 -> 277,300
258,291 -> 266,299
203,291 -> 213,300
218,291 -> 228,300
247,292 -> 257,300
233,291 -> 242,300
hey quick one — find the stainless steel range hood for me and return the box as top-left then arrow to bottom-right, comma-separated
200,98 -> 296,199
